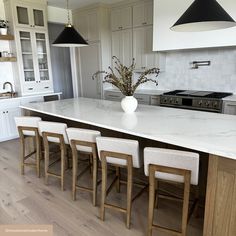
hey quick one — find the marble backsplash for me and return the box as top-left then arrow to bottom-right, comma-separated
137,47 -> 236,93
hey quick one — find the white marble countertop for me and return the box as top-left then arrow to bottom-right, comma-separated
104,88 -> 167,96
20,97 -> 236,160
0,92 -> 62,104
223,95 -> 236,102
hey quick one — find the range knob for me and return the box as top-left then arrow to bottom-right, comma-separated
198,100 -> 202,106
213,102 -> 218,108
205,101 -> 210,107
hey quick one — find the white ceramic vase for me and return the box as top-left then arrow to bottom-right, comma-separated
0,28 -> 7,35
121,96 -> 138,113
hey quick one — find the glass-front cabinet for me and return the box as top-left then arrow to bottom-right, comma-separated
14,2 -> 47,29
17,29 -> 53,94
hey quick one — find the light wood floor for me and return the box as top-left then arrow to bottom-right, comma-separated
0,139 -> 203,236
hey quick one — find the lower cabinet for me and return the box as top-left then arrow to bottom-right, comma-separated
223,101 -> 236,115
0,102 -> 21,142
104,90 -> 161,105
0,93 -> 61,142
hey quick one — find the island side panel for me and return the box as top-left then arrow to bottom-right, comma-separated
204,155 -> 236,236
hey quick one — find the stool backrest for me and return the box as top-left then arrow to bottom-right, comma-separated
66,128 -> 101,153
96,137 -> 140,168
38,121 -> 69,144
144,147 -> 199,185
15,116 -> 41,136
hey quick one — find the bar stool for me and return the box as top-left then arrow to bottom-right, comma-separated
66,128 -> 101,206
15,116 -> 42,177
38,121 -> 69,191
96,136 -> 141,229
144,147 -> 199,236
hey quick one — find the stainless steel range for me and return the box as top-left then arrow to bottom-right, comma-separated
160,90 -> 233,113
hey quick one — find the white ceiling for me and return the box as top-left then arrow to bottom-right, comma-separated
47,0 -> 122,10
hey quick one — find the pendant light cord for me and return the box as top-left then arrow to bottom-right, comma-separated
66,0 -> 72,26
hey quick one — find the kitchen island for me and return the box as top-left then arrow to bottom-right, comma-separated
20,97 -> 236,236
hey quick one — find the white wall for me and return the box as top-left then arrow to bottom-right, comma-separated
47,6 -> 72,24
138,47 -> 236,94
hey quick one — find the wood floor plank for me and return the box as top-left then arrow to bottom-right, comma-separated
0,139 -> 203,236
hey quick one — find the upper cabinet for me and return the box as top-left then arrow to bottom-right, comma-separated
4,0 -> 54,96
153,0 -> 236,51
112,29 -> 133,67
133,1 -> 153,28
111,6 -> 132,31
74,9 -> 99,42
133,26 -> 159,70
13,1 -> 47,29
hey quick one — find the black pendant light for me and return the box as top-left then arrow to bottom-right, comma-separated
53,0 -> 88,47
171,0 -> 236,32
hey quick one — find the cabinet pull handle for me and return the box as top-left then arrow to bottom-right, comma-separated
44,86 -> 49,89
143,22 -> 147,25
109,95 -> 120,98
227,104 -> 236,107
28,88 -> 33,90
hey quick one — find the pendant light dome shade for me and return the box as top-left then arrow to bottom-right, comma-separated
53,25 -> 88,47
171,0 -> 236,32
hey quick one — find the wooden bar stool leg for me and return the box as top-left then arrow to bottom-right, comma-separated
36,135 -> 41,178
72,145 -> 78,201
19,135 -> 25,175
92,149 -> 98,206
181,172 -> 191,236
126,160 -> 133,229
116,166 -> 121,193
154,179 -> 159,209
148,167 -> 156,236
61,143 -> 66,191
101,157 -> 107,221
44,140 -> 50,185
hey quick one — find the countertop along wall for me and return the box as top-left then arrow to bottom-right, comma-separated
137,47 -> 236,94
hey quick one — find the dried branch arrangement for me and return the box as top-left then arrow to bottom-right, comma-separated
92,56 -> 160,96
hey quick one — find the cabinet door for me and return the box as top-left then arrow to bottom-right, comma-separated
14,3 -> 46,29
6,108 -> 21,138
144,1 -> 153,26
74,13 -> 89,41
133,2 -> 153,28
15,3 -> 32,28
145,26 -> 159,68
111,7 -> 132,31
78,43 -> 102,99
111,8 -> 122,31
32,6 -> 47,29
133,27 -> 145,69
223,101 -> 236,115
120,29 -> 133,66
133,26 -> 158,70
18,30 -> 38,93
112,29 -> 132,67
0,111 -> 8,141
87,10 -> 99,41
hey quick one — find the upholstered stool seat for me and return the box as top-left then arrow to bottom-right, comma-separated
66,128 -> 101,206
38,121 -> 69,191
15,116 -> 42,177
144,147 -> 199,236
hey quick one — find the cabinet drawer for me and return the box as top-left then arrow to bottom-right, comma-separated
104,91 -> 124,101
0,99 -> 21,110
21,96 -> 44,105
134,94 -> 150,104
150,95 -> 161,106
223,101 -> 236,115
